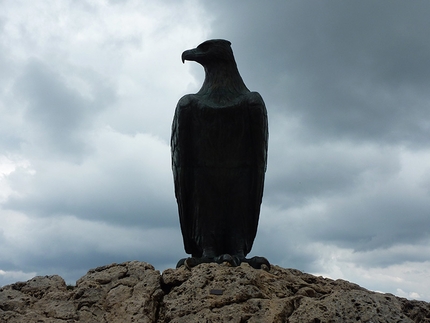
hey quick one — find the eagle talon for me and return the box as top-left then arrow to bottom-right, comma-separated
177,256 -> 216,269
215,254 -> 241,267
176,258 -> 187,268
245,256 -> 271,270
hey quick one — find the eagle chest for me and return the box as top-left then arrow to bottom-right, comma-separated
178,103 -> 254,168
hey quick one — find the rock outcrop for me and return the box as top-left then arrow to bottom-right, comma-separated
1,261 -> 429,322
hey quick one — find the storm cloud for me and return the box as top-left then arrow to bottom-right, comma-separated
1,0 -> 430,301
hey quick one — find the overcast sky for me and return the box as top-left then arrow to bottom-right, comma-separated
1,0 -> 430,301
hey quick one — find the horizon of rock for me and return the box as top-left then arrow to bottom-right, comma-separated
1,260 -> 430,322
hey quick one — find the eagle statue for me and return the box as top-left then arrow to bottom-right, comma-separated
171,39 -> 269,269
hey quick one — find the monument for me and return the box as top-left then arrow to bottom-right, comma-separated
171,39 -> 269,269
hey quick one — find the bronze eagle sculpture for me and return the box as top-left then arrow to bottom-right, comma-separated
171,39 -> 269,269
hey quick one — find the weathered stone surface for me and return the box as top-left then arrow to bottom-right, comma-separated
0,261 -> 162,323
1,261 -> 430,322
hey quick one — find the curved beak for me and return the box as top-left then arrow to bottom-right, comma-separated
181,48 -> 201,64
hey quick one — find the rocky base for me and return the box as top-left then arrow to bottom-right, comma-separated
1,261 -> 429,322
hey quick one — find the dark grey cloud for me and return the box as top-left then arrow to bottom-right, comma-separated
0,20 -> 22,151
13,59 -> 115,158
312,189 -> 430,253
3,131 -> 176,228
264,132 -> 401,208
348,242 -> 430,269
0,212 -> 184,286
0,235 -> 182,287
204,1 -> 430,146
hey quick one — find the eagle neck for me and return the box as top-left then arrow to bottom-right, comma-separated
197,61 -> 249,104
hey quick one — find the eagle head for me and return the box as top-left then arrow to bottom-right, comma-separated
181,39 -> 234,65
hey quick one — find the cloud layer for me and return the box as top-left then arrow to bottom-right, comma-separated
1,0 -> 430,301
